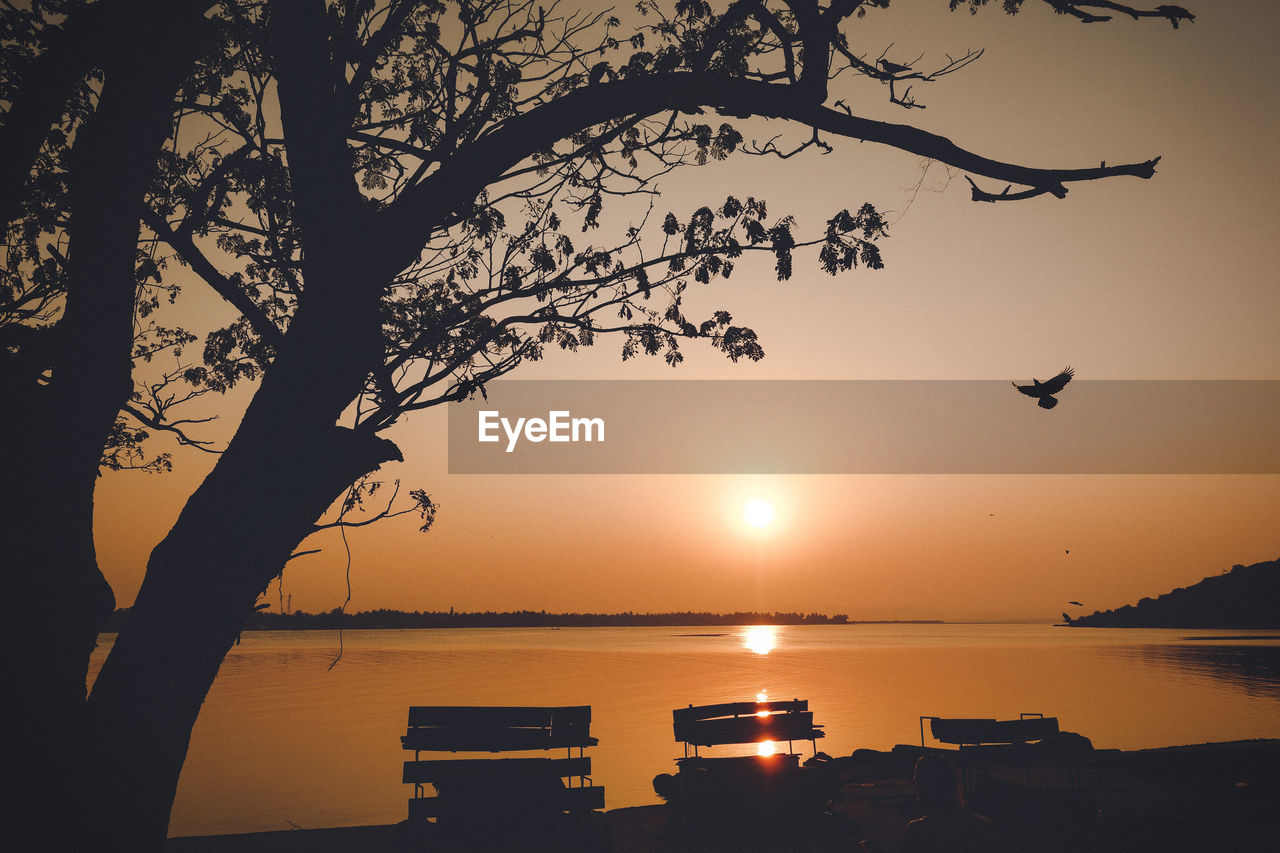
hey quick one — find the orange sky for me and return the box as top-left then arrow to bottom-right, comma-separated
94,1 -> 1280,621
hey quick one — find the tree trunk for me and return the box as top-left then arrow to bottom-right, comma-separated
0,5 -> 210,849
76,4 -> 399,846
83,413 -> 399,849
81,46 -> 399,829
2,462 -> 115,852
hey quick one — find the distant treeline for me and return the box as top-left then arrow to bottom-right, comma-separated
102,608 -> 941,631
1067,558 -> 1280,628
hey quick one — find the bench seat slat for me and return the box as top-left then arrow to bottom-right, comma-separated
403,756 -> 591,784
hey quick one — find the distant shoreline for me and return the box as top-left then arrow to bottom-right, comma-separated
102,608 -> 943,631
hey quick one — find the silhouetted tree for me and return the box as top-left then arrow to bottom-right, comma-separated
1,1 -> 1195,848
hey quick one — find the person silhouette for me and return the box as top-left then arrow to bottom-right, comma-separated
900,754 -> 1007,853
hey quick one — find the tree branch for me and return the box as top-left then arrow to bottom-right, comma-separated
121,403 -> 221,453
380,71 -> 1161,269
1040,1 -> 1194,27
142,208 -> 284,347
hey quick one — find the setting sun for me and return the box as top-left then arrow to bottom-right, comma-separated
743,499 -> 775,529
743,625 -> 777,655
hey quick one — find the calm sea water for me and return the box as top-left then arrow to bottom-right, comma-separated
88,624 -> 1280,838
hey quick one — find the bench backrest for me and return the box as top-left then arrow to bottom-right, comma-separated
403,705 -> 597,752
674,700 -> 823,748
927,716 -> 1060,746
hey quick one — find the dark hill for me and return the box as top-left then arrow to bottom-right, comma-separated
1068,558 -> 1280,628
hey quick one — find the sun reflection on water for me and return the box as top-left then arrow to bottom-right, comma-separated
743,625 -> 777,655
757,740 -> 777,756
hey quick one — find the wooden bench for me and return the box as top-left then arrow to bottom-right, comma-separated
919,713 -> 1066,788
675,699 -> 825,758
401,705 -> 604,825
920,713 -> 1060,750
657,700 -> 835,821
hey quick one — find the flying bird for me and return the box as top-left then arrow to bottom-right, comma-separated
1013,366 -> 1074,409
1068,601 -> 1084,607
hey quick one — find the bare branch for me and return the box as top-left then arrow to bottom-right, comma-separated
121,403 -> 221,453
1043,1 -> 1194,27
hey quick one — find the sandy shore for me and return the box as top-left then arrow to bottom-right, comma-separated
167,739 -> 1280,852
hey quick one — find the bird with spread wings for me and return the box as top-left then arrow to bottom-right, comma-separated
1013,366 -> 1075,409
